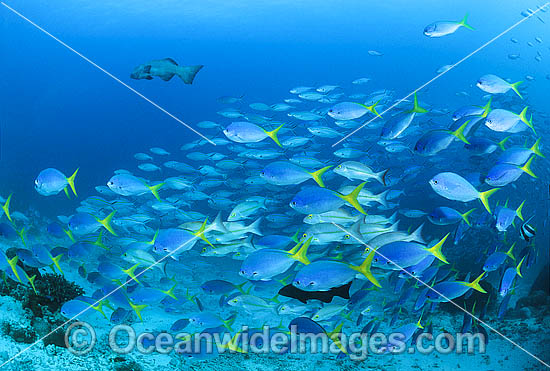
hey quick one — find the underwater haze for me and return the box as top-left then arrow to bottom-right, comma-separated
1,0 -> 550,370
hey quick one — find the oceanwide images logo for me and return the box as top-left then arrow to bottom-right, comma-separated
65,322 -> 486,361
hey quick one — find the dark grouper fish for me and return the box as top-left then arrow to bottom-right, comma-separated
130,58 -> 203,84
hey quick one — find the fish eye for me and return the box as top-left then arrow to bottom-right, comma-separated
307,215 -> 312,219
337,165 -> 341,169
302,233 -> 307,238
291,201 -> 297,206
231,213 -> 236,217
295,280 -> 300,285
433,180 -> 438,184
163,248 -> 169,252
329,109 -> 333,112
308,281 -> 315,286
344,234 -> 350,239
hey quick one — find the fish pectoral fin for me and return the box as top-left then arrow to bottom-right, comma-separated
159,73 -> 176,81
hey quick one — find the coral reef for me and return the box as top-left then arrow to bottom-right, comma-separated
0,272 -> 84,318
1,322 -> 36,344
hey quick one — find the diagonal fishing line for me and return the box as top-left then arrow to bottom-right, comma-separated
0,230 -> 206,368
0,1 -> 215,145
332,2 -> 550,147
331,222 -> 550,368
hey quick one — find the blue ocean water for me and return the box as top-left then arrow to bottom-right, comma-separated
0,0 -> 549,370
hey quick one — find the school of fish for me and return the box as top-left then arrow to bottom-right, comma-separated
0,14 -> 548,359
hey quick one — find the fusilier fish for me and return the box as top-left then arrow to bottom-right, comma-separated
424,14 -> 474,37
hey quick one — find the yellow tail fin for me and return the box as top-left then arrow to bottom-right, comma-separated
148,183 -> 164,201
51,254 -> 64,274
8,256 -> 21,282
338,182 -> 367,215
264,124 -> 284,147
222,332 -> 246,353
128,300 -> 147,322
2,193 -> 12,222
459,13 -> 475,30
92,300 -> 107,319
530,138 -> 544,158
518,107 -> 536,135
64,228 -> 76,242
461,208 -> 476,226
425,233 -> 449,264
359,99 -> 382,118
478,188 -> 499,213
194,218 -> 214,247
99,210 -> 118,236
416,314 -> 424,330
308,166 -> 332,187
451,120 -> 470,144
520,156 -> 536,178
510,81 -> 523,99
122,263 -> 141,284
505,242 -> 516,261
326,322 -> 348,354
463,272 -> 487,293
66,168 -> 79,197
349,250 -> 381,288
291,237 -> 311,265
408,92 -> 428,114
92,230 -> 109,250
498,136 -> 509,151
516,256 -> 525,278
161,283 -> 178,300
515,201 -> 525,221
25,273 -> 37,294
479,97 -> 492,118
287,239 -> 303,255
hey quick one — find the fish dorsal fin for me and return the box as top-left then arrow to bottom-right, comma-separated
162,58 -> 178,65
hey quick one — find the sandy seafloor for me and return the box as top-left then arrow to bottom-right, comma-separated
0,239 -> 548,371
0,289 -> 548,371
